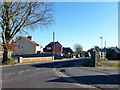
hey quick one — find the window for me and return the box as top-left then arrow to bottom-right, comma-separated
47,47 -> 51,50
18,44 -> 20,48
21,44 -> 23,48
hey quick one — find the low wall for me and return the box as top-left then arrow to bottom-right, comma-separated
18,56 -> 54,63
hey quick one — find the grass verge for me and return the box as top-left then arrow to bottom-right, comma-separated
109,64 -> 120,67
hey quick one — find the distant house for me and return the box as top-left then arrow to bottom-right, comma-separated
88,46 -> 106,59
73,53 -> 80,58
13,36 -> 43,55
44,41 -> 62,54
84,52 -> 90,57
63,47 -> 73,55
106,48 -> 120,60
63,47 -> 73,58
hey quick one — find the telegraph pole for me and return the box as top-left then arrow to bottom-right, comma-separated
53,32 -> 55,54
105,41 -> 106,57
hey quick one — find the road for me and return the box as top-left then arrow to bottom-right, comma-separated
2,58 -> 120,89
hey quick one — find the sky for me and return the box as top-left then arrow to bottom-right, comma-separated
29,2 -> 118,51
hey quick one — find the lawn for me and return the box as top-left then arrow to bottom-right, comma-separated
109,64 -> 120,67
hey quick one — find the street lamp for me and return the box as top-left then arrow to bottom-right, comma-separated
100,37 -> 103,49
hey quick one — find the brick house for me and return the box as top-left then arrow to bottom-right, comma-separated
44,41 -> 63,54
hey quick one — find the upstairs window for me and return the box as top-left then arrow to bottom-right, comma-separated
18,44 -> 20,48
47,47 -> 51,50
21,44 -> 23,48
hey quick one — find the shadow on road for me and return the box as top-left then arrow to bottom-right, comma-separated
47,74 -> 120,85
31,58 -> 90,68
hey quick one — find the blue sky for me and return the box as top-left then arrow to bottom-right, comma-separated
29,2 -> 118,51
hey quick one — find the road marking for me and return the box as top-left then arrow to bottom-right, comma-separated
26,70 -> 30,72
4,74 -> 7,76
4,73 -> 12,79
35,68 -> 41,70
19,71 -> 24,74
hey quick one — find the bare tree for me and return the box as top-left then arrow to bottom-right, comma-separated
0,2 -> 54,63
74,44 -> 83,54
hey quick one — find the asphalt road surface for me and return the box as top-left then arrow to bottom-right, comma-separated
2,58 -> 120,89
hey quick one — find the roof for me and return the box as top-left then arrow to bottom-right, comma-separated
46,41 -> 62,47
24,37 -> 39,46
114,48 -> 120,53
63,47 -> 73,52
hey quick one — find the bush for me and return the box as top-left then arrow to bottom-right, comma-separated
98,59 -> 101,62
2,56 -> 17,65
103,58 -> 108,61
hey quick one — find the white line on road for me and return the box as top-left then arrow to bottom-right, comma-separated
19,71 -> 24,74
26,70 -> 30,72
4,73 -> 12,79
9,73 -> 12,75
4,74 -> 7,76
35,68 -> 41,70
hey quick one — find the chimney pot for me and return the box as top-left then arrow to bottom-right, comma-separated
27,36 -> 32,40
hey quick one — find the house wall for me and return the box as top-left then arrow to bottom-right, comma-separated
52,46 -> 62,54
14,38 -> 36,55
36,46 -> 43,53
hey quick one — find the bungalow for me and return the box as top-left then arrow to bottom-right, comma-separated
106,48 -> 120,60
13,36 -> 43,55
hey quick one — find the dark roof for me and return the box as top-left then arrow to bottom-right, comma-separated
46,41 -> 62,47
114,48 -> 120,53
106,48 -> 120,54
63,47 -> 73,52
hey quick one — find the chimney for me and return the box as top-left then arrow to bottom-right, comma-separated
27,36 -> 32,41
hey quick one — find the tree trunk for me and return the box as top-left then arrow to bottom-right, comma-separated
2,47 -> 8,64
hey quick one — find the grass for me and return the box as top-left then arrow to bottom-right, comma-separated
108,60 -> 120,62
21,60 -> 54,64
109,64 -> 120,67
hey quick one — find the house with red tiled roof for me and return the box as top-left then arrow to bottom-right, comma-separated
13,36 -> 43,55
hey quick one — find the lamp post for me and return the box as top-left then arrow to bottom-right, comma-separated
100,37 -> 103,49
